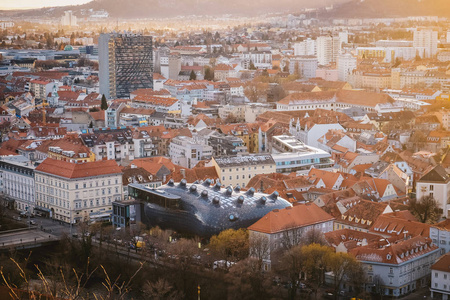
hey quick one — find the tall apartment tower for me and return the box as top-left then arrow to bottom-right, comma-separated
61,11 -> 77,27
99,33 -> 153,99
316,36 -> 341,66
413,28 -> 438,58
337,53 -> 357,82
294,38 -> 316,56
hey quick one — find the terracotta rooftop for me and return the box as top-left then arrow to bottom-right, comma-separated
350,236 -> 437,265
35,158 -> 122,179
325,228 -> 382,250
370,214 -> 431,238
248,203 -> 334,234
432,219 -> 450,231
431,253 -> 450,272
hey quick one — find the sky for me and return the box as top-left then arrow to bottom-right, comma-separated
0,0 -> 92,10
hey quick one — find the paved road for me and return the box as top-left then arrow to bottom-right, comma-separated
0,229 -> 58,248
4,210 -> 73,237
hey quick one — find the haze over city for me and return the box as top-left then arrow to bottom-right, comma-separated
0,0 -> 449,300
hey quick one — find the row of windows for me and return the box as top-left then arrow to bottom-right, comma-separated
36,175 -> 119,189
276,158 -> 321,166
434,272 -> 448,279
222,166 -> 272,172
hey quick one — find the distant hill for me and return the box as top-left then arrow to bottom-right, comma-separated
325,0 -> 450,18
1,0 -> 448,20
0,0 -> 347,19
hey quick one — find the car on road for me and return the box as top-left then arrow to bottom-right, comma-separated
28,220 -> 36,225
213,260 -> 235,270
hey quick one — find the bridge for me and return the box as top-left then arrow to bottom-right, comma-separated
0,228 -> 60,252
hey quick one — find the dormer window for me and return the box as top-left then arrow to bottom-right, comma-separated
386,254 -> 392,260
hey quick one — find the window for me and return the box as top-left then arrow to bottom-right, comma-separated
435,272 -> 438,278
389,267 -> 393,274
430,185 -> 434,191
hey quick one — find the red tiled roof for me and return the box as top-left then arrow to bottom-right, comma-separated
132,95 -> 178,107
350,236 -> 437,265
370,214 -> 431,238
35,158 -> 122,179
153,73 -> 167,80
248,203 -> 334,234
431,253 -> 450,272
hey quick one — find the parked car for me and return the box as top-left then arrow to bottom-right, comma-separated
213,260 -> 235,270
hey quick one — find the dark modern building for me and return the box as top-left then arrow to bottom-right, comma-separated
112,199 -> 144,228
128,180 -> 291,237
99,33 -> 153,99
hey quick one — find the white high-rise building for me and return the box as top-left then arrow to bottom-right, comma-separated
61,11 -> 77,27
339,31 -> 349,45
294,38 -> 316,56
316,36 -> 341,66
316,36 -> 332,66
413,28 -> 438,58
337,53 -> 357,82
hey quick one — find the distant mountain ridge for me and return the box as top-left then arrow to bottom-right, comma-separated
1,0 -> 345,19
326,0 -> 450,18
0,0 -> 448,19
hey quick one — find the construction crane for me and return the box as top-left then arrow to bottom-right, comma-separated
29,99 -> 49,125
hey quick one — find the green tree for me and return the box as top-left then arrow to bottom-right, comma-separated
189,70 -> 197,80
249,61 -> 256,70
101,94 -> 108,110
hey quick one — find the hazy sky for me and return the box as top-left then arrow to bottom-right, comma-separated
0,0 -> 92,10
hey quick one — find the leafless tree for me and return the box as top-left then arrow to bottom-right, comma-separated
409,195 -> 441,224
249,232 -> 271,270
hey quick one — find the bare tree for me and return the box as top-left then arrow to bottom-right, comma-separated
249,232 -> 271,270
274,245 -> 305,300
300,228 -> 328,246
280,223 -> 302,250
409,195 -> 441,224
143,278 -> 184,300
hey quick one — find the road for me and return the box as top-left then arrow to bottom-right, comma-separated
4,209 -> 72,237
